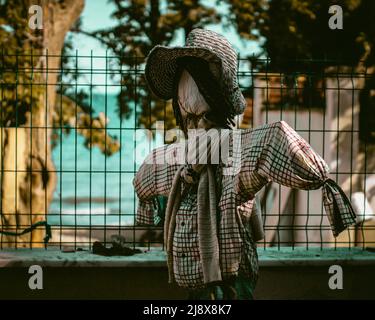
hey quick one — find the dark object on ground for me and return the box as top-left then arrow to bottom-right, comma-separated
92,240 -> 142,256
62,247 -> 87,253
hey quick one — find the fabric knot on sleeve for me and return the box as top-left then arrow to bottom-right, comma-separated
181,164 -> 201,184
321,178 -> 357,237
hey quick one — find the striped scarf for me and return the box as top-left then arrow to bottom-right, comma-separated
164,165 -> 222,285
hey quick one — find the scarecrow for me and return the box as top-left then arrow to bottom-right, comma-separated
133,28 -> 357,299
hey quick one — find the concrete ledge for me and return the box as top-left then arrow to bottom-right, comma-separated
257,247 -> 375,266
1,247 -> 374,299
0,248 -> 166,268
0,247 -> 375,268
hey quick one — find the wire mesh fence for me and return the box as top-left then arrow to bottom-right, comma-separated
0,51 -> 374,250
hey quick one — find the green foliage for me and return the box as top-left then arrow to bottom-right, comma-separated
0,0 -> 120,156
219,0 -> 266,40
225,0 -> 374,68
0,0 -> 44,127
224,0 -> 375,141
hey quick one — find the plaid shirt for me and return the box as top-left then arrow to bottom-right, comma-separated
133,120 -> 356,289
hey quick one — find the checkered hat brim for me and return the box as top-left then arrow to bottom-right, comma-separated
145,28 -> 246,116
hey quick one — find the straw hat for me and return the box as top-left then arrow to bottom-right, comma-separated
144,28 -> 246,116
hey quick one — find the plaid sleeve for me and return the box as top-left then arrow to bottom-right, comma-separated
133,144 -> 179,225
136,199 -> 160,225
239,120 -> 356,237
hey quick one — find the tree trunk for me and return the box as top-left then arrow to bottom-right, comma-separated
0,0 -> 84,248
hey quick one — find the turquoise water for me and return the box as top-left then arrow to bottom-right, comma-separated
48,93 -> 163,226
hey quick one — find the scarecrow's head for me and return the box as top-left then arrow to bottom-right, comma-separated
144,28 -> 247,135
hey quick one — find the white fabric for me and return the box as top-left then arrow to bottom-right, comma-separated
178,70 -> 210,117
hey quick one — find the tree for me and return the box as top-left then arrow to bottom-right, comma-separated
225,0 -> 374,63
0,0 -> 84,247
225,0 -> 375,140
0,0 -> 119,247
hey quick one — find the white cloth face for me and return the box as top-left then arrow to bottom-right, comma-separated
178,70 -> 211,130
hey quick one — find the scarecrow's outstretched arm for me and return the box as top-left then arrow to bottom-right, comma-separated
237,120 -> 356,237
133,144 -> 178,225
